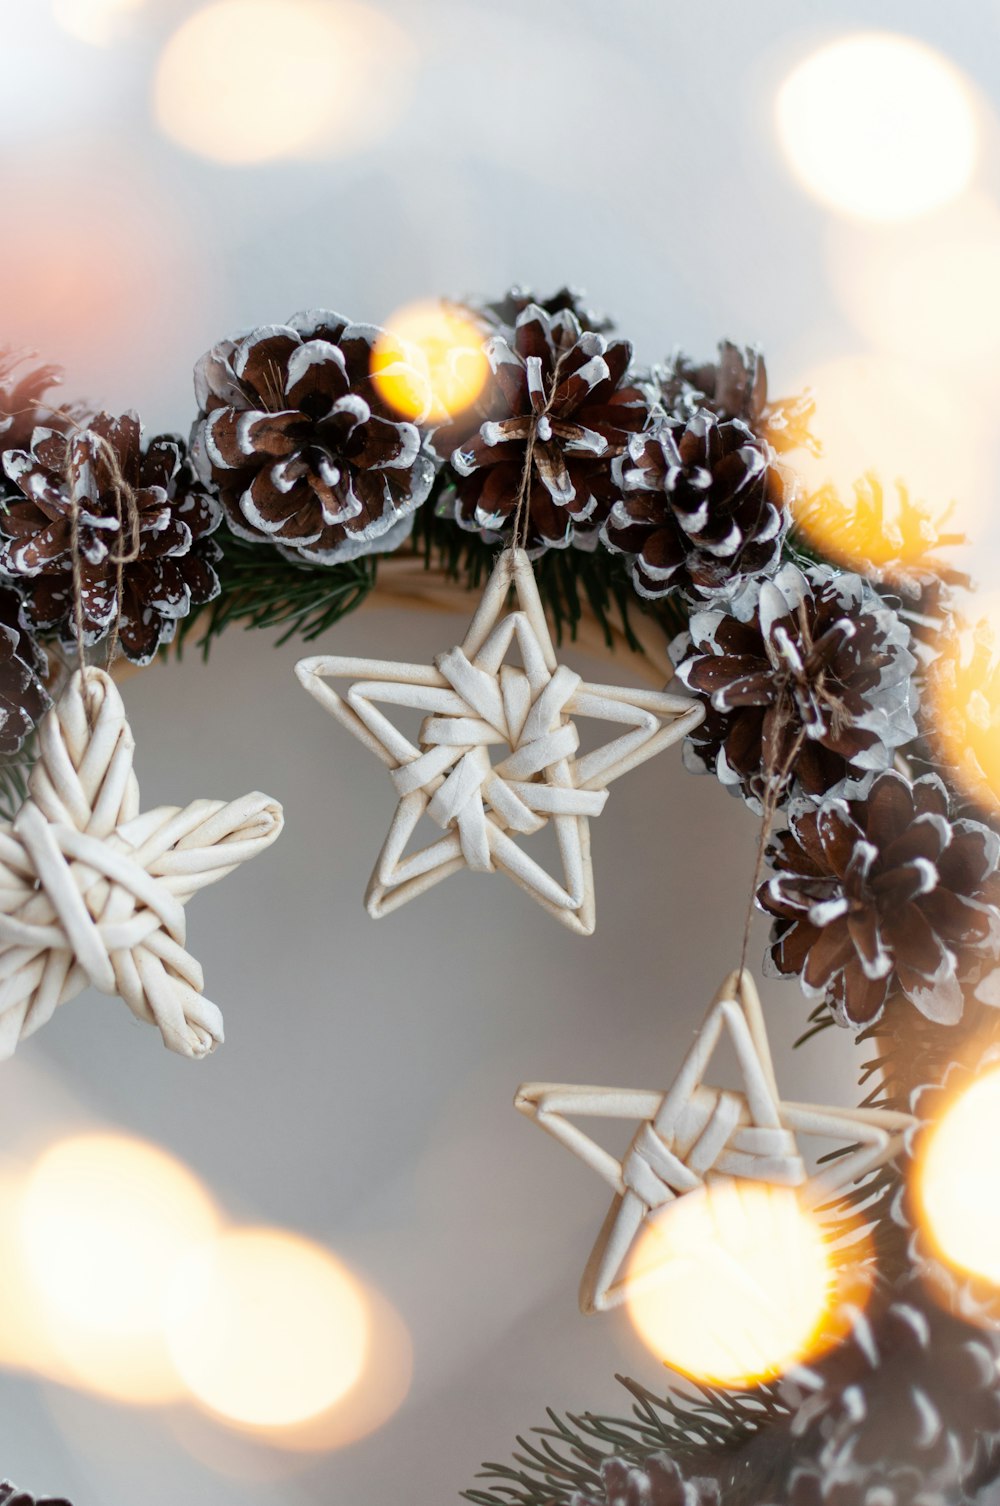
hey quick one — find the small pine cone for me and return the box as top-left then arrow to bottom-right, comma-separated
601,414 -> 790,602
757,770 -> 1000,1026
670,562 -> 917,810
570,1455 -> 720,1506
0,584 -> 50,753
654,342 -> 817,455
0,1484 -> 73,1506
1,414 -> 222,665
434,303 -> 650,551
0,354 -> 80,464
192,311 -> 436,566
783,1288 -> 1000,1502
469,285 -> 614,336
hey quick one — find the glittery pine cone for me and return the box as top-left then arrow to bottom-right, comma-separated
434,303 -> 650,551
0,1484 -> 73,1506
783,1289 -> 1000,1503
670,562 -> 917,810
0,584 -> 50,753
570,1455 -> 720,1506
654,342 -> 817,455
192,310 -> 436,565
1,413 -> 222,665
601,414 -> 790,601
758,771 -> 1000,1026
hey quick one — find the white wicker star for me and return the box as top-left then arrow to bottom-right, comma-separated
516,969 -> 914,1313
296,549 -> 703,934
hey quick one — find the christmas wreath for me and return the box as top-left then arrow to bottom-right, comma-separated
2,287 -> 999,1506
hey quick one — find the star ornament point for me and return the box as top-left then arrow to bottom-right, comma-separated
516,968 -> 915,1313
296,548 -> 703,933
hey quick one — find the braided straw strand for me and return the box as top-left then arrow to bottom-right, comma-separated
0,668 -> 283,1060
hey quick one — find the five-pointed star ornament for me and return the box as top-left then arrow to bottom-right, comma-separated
516,969 -> 915,1313
295,548 -> 704,933
0,668 -> 283,1061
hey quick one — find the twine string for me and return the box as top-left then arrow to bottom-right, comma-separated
509,344 -> 571,558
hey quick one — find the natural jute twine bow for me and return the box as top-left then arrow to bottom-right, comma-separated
0,668 -> 283,1059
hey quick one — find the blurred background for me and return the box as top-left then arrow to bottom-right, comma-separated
0,1 -> 998,1502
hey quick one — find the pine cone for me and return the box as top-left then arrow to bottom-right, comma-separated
470,285 -> 614,336
654,342 -> 817,455
794,478 -> 969,648
0,584 -> 50,753
757,771 -> 1000,1026
192,311 -> 436,565
670,563 -> 916,810
1,414 -> 222,664
0,1484 -> 73,1506
601,414 -> 790,601
786,1460 -> 957,1506
783,1288 -> 1000,1502
434,303 -> 650,551
570,1455 -> 720,1506
0,354 -> 80,464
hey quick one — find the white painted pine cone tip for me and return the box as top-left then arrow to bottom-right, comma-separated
0,667 -> 283,1062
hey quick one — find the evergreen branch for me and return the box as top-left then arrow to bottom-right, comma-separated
0,733 -> 36,821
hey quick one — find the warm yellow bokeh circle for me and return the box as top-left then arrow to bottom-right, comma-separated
916,1064 -> 1000,1287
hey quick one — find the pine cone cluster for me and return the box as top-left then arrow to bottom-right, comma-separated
0,585 -> 50,753
670,563 -> 917,810
653,341 -> 817,455
0,1484 -> 73,1506
601,413 -> 790,601
192,310 -> 436,566
783,1289 -> 1000,1503
570,1455 -> 720,1506
1,413 -> 222,664
435,302 -> 650,551
758,770 -> 1000,1026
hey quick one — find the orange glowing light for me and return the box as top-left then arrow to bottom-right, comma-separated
372,303 -> 489,424
776,34 -> 978,223
792,474 -> 964,586
52,0 -> 146,46
926,617 -> 1000,815
18,1134 -> 219,1404
153,0 -> 412,165
626,1182 -> 837,1387
165,1228 -> 368,1428
915,1063 -> 1000,1286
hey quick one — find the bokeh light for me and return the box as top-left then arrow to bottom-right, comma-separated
925,614 -> 1000,815
626,1181 -> 836,1387
776,34 -> 978,223
165,1229 -> 368,1428
52,0 -> 146,46
372,302 -> 489,423
19,1134 -> 219,1403
153,0 -> 412,165
916,1063 -> 1000,1286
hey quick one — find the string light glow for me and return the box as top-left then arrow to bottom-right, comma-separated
52,0 -> 146,46
626,1181 -> 836,1387
153,0 -> 412,165
776,34 -> 978,223
165,1228 -> 369,1428
916,1063 -> 1000,1286
372,302 -> 490,424
926,616 -> 1000,815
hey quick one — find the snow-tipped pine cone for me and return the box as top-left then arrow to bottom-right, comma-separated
0,1484 -> 73,1506
0,584 -> 50,753
653,342 -> 816,455
1,413 -> 222,664
601,413 -> 790,602
470,285 -> 614,337
670,562 -> 917,810
570,1455 -> 720,1506
192,310 -> 436,566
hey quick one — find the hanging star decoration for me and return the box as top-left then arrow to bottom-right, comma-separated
295,548 -> 703,934
516,968 -> 915,1313
0,667 -> 283,1060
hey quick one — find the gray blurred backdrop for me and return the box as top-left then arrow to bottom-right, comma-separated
0,2 -> 998,1503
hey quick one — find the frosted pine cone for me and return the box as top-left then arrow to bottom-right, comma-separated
471,285 -> 614,336
601,414 -> 790,601
758,771 -> 1000,1026
0,585 -> 50,753
193,311 -> 435,565
654,342 -> 816,455
435,303 -> 650,551
670,563 -> 917,810
571,1455 -> 720,1506
783,1290 -> 1000,1502
0,1485 -> 73,1506
1,414 -> 222,664
786,1461 -> 957,1506
0,354 -> 80,465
